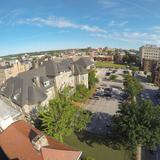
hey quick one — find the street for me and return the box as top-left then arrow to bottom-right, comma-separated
134,72 -> 159,105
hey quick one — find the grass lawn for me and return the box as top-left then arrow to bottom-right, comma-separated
64,132 -> 130,160
130,66 -> 140,71
96,61 -> 127,68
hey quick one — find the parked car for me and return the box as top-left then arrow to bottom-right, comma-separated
104,87 -> 112,92
95,92 -> 101,96
112,70 -> 117,73
104,93 -> 112,97
104,88 -> 112,97
120,92 -> 129,99
106,72 -> 111,76
93,96 -> 100,100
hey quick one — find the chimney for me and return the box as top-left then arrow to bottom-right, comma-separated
32,59 -> 39,69
34,76 -> 41,87
32,134 -> 49,151
70,64 -> 74,73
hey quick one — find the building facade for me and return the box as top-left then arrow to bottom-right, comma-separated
152,63 -> 160,86
0,60 -> 31,85
0,57 -> 91,115
140,45 -> 160,71
142,59 -> 158,72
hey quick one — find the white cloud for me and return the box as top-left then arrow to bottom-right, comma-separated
152,26 -> 160,32
100,0 -> 117,8
18,17 -> 77,28
18,16 -> 106,33
92,30 -> 160,45
80,25 -> 105,33
108,20 -> 128,27
0,9 -> 24,25
99,0 -> 156,18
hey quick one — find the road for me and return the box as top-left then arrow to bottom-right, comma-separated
134,72 -> 159,105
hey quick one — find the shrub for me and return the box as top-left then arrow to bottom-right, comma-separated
72,85 -> 90,102
110,75 -> 117,81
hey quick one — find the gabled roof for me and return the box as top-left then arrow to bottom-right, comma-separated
0,67 -> 52,107
28,86 -> 47,105
42,60 -> 59,76
42,58 -> 88,77
42,60 -> 72,77
41,147 -> 82,160
61,58 -> 74,68
0,120 -> 82,160
75,57 -> 94,68
73,63 -> 87,76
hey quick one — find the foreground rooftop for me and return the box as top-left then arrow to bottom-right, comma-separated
0,120 -> 82,160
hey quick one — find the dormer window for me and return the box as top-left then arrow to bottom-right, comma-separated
43,80 -> 50,87
13,88 -> 21,100
32,134 -> 49,151
1,83 -> 7,92
32,77 -> 40,87
40,76 -> 50,88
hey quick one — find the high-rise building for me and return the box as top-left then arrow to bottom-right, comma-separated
139,45 -> 160,71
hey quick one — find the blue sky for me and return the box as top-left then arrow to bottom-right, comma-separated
1,0 -> 160,55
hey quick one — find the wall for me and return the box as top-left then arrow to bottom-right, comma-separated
75,74 -> 88,88
0,69 -> 6,85
54,71 -> 75,91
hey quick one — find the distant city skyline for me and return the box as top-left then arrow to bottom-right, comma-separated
1,0 -> 160,55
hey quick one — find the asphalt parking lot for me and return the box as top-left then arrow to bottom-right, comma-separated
86,90 -> 121,115
85,68 -> 128,135
85,68 -> 125,115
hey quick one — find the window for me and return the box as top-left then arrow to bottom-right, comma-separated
43,81 -> 50,87
12,88 -> 21,100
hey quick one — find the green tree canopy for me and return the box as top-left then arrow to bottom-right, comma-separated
111,101 -> 160,159
88,69 -> 97,89
72,85 -> 90,102
110,75 -> 117,81
123,75 -> 142,100
38,88 -> 91,142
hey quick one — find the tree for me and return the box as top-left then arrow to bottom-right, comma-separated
88,69 -> 98,89
110,75 -> 117,81
114,53 -> 123,64
38,88 -> 91,142
123,54 -> 130,64
72,85 -> 90,102
123,75 -> 142,101
122,53 -> 137,65
147,75 -> 152,83
111,101 -> 160,160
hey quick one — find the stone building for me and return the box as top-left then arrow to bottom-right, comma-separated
0,57 -> 91,115
0,60 -> 31,85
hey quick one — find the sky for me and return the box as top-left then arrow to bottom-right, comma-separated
0,0 -> 160,55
